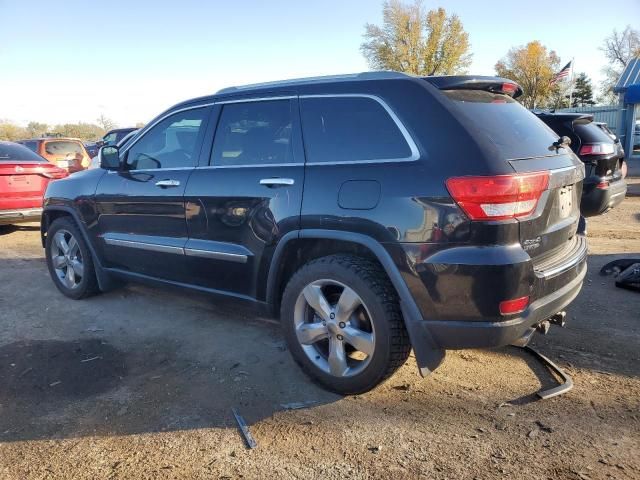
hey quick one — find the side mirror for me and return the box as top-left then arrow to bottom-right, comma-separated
99,145 -> 121,170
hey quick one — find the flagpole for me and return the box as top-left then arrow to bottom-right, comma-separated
568,58 -> 575,107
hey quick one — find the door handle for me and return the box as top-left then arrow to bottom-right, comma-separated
259,178 -> 295,188
155,179 -> 180,188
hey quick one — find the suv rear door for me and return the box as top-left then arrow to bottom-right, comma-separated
183,96 -> 305,298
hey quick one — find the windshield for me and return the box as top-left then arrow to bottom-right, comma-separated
44,140 -> 84,156
442,90 -> 561,160
0,142 -> 47,162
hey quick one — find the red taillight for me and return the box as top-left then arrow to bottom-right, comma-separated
579,143 -> 615,156
38,167 -> 68,179
596,181 -> 609,189
499,296 -> 529,315
501,82 -> 518,96
446,171 -> 549,221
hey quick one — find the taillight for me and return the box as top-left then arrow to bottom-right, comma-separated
499,296 -> 529,315
446,171 -> 549,221
579,143 -> 615,155
38,167 -> 68,179
501,82 -> 518,96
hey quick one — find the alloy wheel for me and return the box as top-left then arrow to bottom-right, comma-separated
51,229 -> 84,290
293,279 -> 375,377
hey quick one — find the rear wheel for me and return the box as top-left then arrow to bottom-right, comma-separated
45,217 -> 99,299
281,254 -> 411,394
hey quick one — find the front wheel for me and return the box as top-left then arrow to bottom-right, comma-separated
45,217 -> 99,300
281,254 -> 411,394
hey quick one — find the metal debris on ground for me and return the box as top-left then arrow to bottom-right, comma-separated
600,258 -> 640,292
232,408 -> 257,449
280,401 -> 317,410
519,345 -> 573,399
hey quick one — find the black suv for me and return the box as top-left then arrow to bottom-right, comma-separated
535,112 -> 626,217
41,72 -> 587,394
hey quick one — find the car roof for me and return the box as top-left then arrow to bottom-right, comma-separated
20,137 -> 84,142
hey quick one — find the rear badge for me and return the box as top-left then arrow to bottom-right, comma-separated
14,165 -> 24,173
523,237 -> 541,251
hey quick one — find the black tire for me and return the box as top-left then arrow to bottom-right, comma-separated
281,254 -> 411,394
45,216 -> 99,300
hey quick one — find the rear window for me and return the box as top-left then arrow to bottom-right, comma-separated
574,123 -> 616,144
300,96 -> 413,163
0,142 -> 46,162
44,140 -> 84,156
442,90 -> 560,160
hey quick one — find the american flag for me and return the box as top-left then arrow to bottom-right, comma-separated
551,61 -> 572,84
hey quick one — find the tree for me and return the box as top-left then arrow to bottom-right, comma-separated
546,82 -> 572,110
361,1 -> 472,76
0,121 -> 27,141
599,26 -> 640,103
571,73 -> 595,107
495,41 -> 560,109
26,121 -> 49,138
96,114 -> 117,131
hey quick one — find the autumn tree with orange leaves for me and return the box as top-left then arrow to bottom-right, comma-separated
495,41 -> 561,109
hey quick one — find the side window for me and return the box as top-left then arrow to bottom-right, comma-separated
125,108 -> 207,170
21,141 -> 38,153
300,96 -> 413,163
210,100 -> 293,166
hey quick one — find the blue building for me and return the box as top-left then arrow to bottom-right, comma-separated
614,57 -> 640,159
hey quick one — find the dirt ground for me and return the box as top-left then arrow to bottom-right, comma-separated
0,191 -> 639,479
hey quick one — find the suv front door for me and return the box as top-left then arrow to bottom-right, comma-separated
184,96 -> 304,299
94,105 -> 211,281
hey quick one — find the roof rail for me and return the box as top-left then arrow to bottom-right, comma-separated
216,71 -> 409,94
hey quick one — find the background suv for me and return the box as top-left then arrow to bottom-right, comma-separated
535,112 -> 627,217
19,137 -> 91,174
41,72 -> 587,394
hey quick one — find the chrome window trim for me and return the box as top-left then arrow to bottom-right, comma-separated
299,93 -> 421,165
195,163 -> 304,170
104,237 -> 184,255
214,95 -> 296,105
184,248 -> 248,263
107,166 -> 195,174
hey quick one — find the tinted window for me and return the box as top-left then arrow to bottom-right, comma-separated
300,96 -> 412,163
574,123 -> 615,144
103,132 -> 118,145
126,108 -> 207,170
44,140 -> 84,156
0,142 -> 46,162
211,100 -> 293,166
20,141 -> 39,152
443,90 -> 560,160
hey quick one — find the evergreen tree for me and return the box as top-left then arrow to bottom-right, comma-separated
571,73 -> 595,107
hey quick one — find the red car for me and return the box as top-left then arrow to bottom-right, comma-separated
0,141 -> 68,225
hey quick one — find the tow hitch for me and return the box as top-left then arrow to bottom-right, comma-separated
512,311 -> 573,399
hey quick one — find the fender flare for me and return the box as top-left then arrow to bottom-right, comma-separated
41,206 -> 116,292
267,229 -> 445,375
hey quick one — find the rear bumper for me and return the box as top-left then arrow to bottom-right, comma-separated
392,235 -> 588,350
423,257 -> 586,348
581,178 -> 626,217
0,208 -> 43,225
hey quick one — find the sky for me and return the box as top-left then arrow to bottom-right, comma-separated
1,0 -> 638,127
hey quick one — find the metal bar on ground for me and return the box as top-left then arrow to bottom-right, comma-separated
232,408 -> 258,449
521,345 -> 574,399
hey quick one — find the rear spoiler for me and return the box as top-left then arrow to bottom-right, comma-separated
423,75 -> 523,98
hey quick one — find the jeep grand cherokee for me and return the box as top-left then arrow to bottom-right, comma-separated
41,72 -> 587,394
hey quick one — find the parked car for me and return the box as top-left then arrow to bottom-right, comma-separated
85,128 -> 138,159
41,72 -> 587,394
535,113 -> 626,217
88,129 -> 139,169
0,141 -> 67,225
594,122 -> 627,179
18,137 -> 91,174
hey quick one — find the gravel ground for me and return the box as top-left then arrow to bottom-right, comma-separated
0,195 -> 638,480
